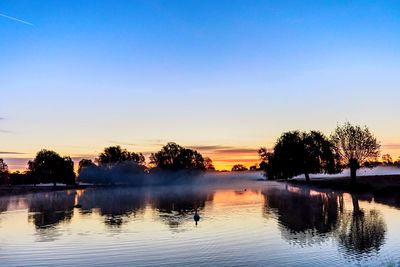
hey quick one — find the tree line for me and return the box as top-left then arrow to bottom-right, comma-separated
0,142 -> 215,187
0,122 -> 397,186
258,122 -> 384,183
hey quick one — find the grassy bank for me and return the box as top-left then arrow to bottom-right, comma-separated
0,185 -> 88,196
286,175 -> 400,195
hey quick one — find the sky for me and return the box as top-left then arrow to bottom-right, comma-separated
1,0 -> 400,171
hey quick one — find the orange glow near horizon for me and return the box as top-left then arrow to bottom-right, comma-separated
3,146 -> 400,172
211,158 -> 260,171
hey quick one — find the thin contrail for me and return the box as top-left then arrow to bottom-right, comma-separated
0,13 -> 34,26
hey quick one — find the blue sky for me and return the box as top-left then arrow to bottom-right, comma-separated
1,0 -> 400,169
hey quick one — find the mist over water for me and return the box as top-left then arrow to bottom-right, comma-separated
78,164 -> 265,186
293,166 -> 400,180
1,176 -> 400,267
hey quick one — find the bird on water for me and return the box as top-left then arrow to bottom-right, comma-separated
194,210 -> 200,225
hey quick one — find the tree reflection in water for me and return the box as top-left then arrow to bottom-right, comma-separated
0,197 -> 9,214
27,191 -> 76,229
337,195 -> 386,258
263,185 -> 386,258
77,188 -> 147,227
0,183 -> 388,256
76,186 -> 213,229
25,191 -> 76,241
0,197 -> 10,225
264,186 -> 340,246
150,187 -> 213,229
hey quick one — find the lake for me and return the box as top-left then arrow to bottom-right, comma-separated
0,180 -> 400,266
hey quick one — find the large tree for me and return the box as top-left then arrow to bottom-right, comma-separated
28,150 -> 76,187
331,122 -> 380,184
0,158 -> 9,185
78,159 -> 97,175
96,146 -> 145,166
231,164 -> 248,172
149,142 -> 206,171
262,131 -> 339,181
204,157 -> 215,171
381,154 -> 393,165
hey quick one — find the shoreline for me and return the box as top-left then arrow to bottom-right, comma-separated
2,174 -> 400,197
0,184 -> 90,197
284,174 -> 400,195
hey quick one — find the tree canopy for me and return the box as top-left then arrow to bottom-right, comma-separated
204,157 -> 215,171
78,147 -> 146,185
331,122 -> 380,183
78,159 -> 96,175
28,150 -> 76,186
231,164 -> 248,172
149,142 -> 206,171
381,154 -> 393,165
261,131 -> 339,181
0,158 -> 9,185
96,146 -> 145,166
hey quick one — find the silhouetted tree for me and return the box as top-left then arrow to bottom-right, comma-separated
204,157 -> 215,171
28,150 -> 76,187
363,160 -> 382,168
258,148 -> 274,179
264,131 -> 339,181
77,160 -> 146,186
9,171 -> 36,185
96,146 -> 145,167
0,158 -> 9,185
79,148 -> 147,185
382,154 -> 393,165
231,164 -> 248,172
331,123 -> 380,184
258,148 -> 270,159
78,159 -> 96,175
258,161 -> 268,171
395,157 -> 400,167
249,165 -> 257,171
258,147 -> 273,163
149,142 -> 206,171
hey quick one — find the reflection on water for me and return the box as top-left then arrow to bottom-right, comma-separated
262,186 -> 387,260
0,182 -> 399,266
264,187 -> 340,246
28,191 -> 76,229
337,196 -> 386,258
78,188 -> 146,227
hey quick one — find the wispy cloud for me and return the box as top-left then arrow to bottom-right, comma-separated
108,140 -> 137,147
0,13 -> 34,26
382,143 -> 400,149
144,139 -> 167,147
0,151 -> 25,155
0,117 -> 5,120
214,158 -> 261,163
189,145 -> 259,155
189,145 -> 234,151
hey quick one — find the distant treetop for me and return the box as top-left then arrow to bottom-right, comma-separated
150,142 -> 206,171
96,146 -> 145,166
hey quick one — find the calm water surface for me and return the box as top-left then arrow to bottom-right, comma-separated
1,181 -> 400,266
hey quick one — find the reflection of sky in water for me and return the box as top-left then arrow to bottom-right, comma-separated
0,182 -> 399,266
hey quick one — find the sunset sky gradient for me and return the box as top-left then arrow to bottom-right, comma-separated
1,0 -> 400,170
